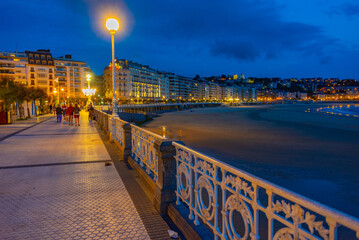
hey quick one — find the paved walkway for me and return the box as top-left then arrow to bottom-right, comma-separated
0,114 -> 54,141
0,112 -> 152,239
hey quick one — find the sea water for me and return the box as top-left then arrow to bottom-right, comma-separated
321,104 -> 359,117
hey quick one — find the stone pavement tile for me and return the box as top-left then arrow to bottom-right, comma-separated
0,114 -> 54,141
0,115 -> 110,167
22,116 -> 98,135
0,163 -> 150,240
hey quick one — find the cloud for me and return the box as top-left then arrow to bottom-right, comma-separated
328,1 -> 359,18
1,0 -> 356,77
338,2 -> 359,17
211,40 -> 260,61
125,0 -> 339,62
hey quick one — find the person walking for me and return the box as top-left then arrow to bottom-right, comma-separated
73,104 -> 81,127
52,104 -> 57,115
88,104 -> 94,120
55,104 -> 63,123
62,103 -> 67,119
66,103 -> 74,126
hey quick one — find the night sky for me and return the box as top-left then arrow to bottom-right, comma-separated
1,0 -> 358,79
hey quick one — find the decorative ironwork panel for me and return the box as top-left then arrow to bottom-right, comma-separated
131,124 -> 166,182
114,117 -> 127,147
173,142 -> 359,240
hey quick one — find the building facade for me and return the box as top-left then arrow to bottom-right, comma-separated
0,51 -> 28,85
168,73 -> 198,100
104,59 -> 169,101
25,50 -> 55,95
103,59 -> 259,103
0,50 -> 91,101
54,55 -> 91,99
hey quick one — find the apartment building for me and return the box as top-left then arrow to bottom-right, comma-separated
198,81 -> 210,100
102,58 -> 258,103
25,50 -> 56,95
54,55 -> 91,99
221,86 -> 236,100
0,52 -> 28,85
168,73 -> 198,100
0,50 -> 91,99
104,59 -> 169,101
208,82 -> 221,100
158,72 -> 170,100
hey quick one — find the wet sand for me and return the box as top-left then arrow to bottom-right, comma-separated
143,104 -> 359,218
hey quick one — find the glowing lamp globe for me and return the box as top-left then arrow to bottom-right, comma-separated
106,18 -> 119,32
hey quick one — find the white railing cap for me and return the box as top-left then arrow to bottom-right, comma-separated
131,124 -> 166,140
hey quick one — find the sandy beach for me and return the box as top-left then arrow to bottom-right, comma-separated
143,104 -> 359,218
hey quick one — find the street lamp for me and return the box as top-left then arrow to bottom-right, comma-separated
82,74 -> 96,106
106,18 -> 119,116
54,77 -> 59,104
54,88 -> 59,104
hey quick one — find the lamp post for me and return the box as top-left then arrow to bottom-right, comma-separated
60,88 -> 64,104
54,77 -> 59,105
86,74 -> 92,105
82,74 -> 96,106
54,89 -> 59,105
106,18 -> 119,116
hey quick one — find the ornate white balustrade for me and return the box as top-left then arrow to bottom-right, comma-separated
173,142 -> 359,240
92,108 -> 359,239
131,124 -> 166,182
93,109 -> 111,133
114,117 -> 127,147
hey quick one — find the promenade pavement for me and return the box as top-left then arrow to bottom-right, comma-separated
0,111 -> 151,239
0,114 -> 54,141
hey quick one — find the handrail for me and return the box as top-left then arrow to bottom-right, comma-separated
130,123 -> 166,182
130,123 -> 166,140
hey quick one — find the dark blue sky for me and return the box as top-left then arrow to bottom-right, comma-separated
1,0 -> 358,79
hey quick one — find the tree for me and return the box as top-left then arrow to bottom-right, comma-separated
0,76 -> 48,118
13,84 -> 28,119
0,76 -> 17,112
28,88 -> 47,116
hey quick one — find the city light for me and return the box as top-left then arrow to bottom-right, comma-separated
82,88 -> 97,96
106,18 -> 119,32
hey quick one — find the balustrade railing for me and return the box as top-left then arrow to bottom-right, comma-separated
94,109 -> 111,133
130,124 -> 166,182
92,108 -> 359,239
172,142 -> 359,240
114,117 -> 127,147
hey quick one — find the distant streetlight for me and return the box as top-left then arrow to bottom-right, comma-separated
54,78 -> 60,104
106,18 -> 119,116
82,74 -> 96,106
53,88 -> 59,105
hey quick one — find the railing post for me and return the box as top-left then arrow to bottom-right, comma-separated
122,123 -> 132,162
154,139 -> 178,214
110,116 -> 116,142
